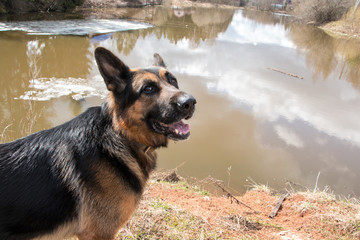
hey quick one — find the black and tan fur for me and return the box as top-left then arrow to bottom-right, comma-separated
0,47 -> 196,240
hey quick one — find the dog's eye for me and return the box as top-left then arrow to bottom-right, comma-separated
143,85 -> 156,94
169,78 -> 178,87
165,72 -> 178,88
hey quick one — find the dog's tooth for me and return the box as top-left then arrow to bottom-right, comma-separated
175,129 -> 179,134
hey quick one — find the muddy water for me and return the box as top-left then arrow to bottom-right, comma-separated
1,7 -> 360,196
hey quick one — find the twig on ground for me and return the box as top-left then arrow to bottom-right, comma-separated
216,183 -> 259,214
269,193 -> 290,218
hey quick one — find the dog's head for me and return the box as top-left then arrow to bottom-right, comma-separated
95,47 -> 196,148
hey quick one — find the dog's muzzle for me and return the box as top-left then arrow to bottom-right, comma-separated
175,93 -> 196,120
149,93 -> 196,141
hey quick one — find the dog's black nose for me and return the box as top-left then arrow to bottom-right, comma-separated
176,94 -> 196,116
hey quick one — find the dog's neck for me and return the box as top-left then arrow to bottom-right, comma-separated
100,103 -> 157,179
128,139 -> 157,179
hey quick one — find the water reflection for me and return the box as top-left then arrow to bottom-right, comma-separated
288,23 -> 360,89
218,10 -> 294,47
1,7 -> 360,196
111,7 -> 234,55
0,19 -> 152,35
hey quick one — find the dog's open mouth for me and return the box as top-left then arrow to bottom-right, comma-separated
150,120 -> 190,140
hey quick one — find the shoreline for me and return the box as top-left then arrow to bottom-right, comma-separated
117,171 -> 360,239
3,0 -> 358,39
78,0 -> 360,40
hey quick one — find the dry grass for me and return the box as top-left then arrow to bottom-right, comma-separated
0,41 -> 43,144
116,171 -> 217,239
0,122 -> 11,143
221,214 -> 263,231
323,6 -> 360,37
294,0 -> 353,25
21,40 -> 44,136
292,189 -> 360,239
128,174 -> 360,239
117,174 -> 264,240
246,177 -> 272,194
116,193 -> 220,239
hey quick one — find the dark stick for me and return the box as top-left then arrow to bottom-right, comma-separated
269,193 -> 290,218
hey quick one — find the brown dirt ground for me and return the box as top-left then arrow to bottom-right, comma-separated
139,176 -> 360,240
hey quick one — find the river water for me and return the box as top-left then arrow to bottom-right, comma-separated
1,7 -> 360,196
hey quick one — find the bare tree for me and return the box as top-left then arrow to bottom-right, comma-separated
295,0 -> 353,25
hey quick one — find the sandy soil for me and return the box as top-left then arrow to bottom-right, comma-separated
126,174 -> 360,240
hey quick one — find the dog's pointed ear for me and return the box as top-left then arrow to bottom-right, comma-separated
153,53 -> 166,68
95,47 -> 130,92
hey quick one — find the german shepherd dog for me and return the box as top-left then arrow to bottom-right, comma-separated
0,47 -> 196,240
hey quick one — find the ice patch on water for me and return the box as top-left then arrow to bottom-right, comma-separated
0,19 -> 152,35
17,77 -> 108,101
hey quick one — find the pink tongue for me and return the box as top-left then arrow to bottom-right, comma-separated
169,121 -> 190,134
